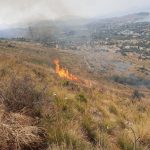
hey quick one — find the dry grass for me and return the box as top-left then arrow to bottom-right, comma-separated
0,104 -> 48,150
0,75 -> 46,116
0,40 -> 150,150
0,124 -> 47,150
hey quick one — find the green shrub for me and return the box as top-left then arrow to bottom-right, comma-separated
76,93 -> 87,103
109,104 -> 118,115
61,80 -> 70,86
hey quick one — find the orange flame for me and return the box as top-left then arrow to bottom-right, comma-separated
53,59 -> 79,81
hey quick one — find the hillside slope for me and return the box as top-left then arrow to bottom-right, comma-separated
0,40 -> 150,150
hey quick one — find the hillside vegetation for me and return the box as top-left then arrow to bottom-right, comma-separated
0,40 -> 150,150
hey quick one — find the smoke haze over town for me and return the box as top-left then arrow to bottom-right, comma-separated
0,0 -> 150,28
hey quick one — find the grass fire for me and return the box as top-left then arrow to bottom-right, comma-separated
53,59 -> 79,82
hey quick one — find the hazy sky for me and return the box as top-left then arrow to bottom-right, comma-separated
0,0 -> 150,28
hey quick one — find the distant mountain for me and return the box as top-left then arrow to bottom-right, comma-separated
114,12 -> 150,23
136,12 -> 150,22
0,28 -> 28,39
89,12 -> 150,26
0,12 -> 149,40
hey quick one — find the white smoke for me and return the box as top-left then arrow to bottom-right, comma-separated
0,0 -> 150,27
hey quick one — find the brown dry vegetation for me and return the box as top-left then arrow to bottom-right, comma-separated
0,40 -> 150,150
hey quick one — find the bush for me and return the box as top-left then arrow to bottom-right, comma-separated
0,75 -> 45,116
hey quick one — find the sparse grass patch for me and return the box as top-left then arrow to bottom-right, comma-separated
99,119 -> 117,135
82,115 -> 99,144
75,102 -> 86,113
116,118 -> 127,129
46,125 -> 91,150
117,132 -> 133,150
97,132 -> 113,150
132,121 -> 150,149
137,104 -> 147,113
